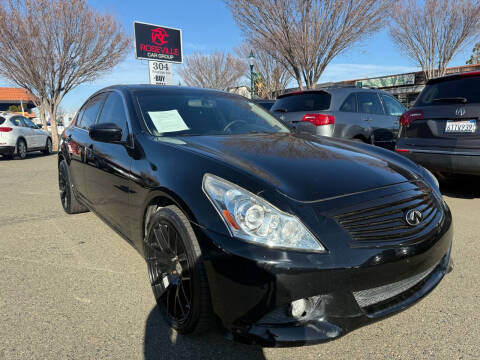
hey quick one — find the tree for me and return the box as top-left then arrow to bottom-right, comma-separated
224,0 -> 391,89
178,51 -> 246,91
236,43 -> 291,99
466,42 -> 480,64
8,105 -> 22,112
0,0 -> 130,150
389,0 -> 480,80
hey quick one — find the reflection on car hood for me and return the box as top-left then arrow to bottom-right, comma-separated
177,133 -> 421,202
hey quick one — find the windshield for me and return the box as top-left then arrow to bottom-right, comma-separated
416,77 -> 480,106
134,91 -> 290,136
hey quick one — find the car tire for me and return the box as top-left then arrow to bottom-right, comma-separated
15,139 -> 27,160
144,205 -> 213,335
43,138 -> 52,155
58,159 -> 89,214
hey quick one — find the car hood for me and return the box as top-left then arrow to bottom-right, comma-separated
175,133 -> 422,202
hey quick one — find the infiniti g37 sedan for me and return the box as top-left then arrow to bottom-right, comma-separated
58,85 -> 453,346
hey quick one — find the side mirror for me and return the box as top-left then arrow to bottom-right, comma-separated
89,123 -> 123,143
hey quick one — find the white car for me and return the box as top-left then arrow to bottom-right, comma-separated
0,114 -> 52,159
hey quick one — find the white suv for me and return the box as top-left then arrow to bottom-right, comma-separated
0,114 -> 52,159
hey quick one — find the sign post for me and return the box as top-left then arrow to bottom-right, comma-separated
148,61 -> 174,85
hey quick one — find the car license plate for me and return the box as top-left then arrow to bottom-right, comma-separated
445,119 -> 477,133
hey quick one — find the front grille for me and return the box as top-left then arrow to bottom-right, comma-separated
353,265 -> 436,309
335,181 -> 443,246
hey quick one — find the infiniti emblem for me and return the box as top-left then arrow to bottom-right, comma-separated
405,209 -> 423,226
455,106 -> 466,117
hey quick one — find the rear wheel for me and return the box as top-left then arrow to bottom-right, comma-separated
144,205 -> 213,334
58,160 -> 89,214
15,139 -> 27,159
43,138 -> 52,155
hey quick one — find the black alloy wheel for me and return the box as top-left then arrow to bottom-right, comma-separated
16,139 -> 27,159
43,138 -> 52,155
145,205 -> 213,334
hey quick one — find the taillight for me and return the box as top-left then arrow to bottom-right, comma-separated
399,109 -> 424,126
301,113 -> 335,126
0,127 -> 12,132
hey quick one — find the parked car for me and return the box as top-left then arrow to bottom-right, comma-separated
271,87 -> 406,149
47,121 -> 65,135
0,114 -> 52,159
253,99 -> 275,111
58,85 -> 452,346
396,71 -> 480,176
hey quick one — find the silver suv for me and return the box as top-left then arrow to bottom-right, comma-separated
271,87 -> 406,149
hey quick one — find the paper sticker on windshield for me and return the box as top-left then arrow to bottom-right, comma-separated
148,110 -> 189,133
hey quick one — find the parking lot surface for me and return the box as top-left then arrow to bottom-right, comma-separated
0,154 -> 479,360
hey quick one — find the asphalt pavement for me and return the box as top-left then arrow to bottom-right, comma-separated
0,154 -> 478,359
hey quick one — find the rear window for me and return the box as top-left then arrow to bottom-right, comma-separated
416,77 -> 480,106
271,92 -> 331,113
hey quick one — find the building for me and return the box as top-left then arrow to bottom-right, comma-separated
0,87 -> 36,112
336,64 -> 480,107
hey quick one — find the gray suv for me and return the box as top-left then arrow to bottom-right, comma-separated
271,87 -> 406,149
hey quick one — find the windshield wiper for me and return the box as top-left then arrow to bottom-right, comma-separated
432,97 -> 467,104
273,108 -> 288,113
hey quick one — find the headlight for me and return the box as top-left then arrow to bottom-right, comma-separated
202,174 -> 325,252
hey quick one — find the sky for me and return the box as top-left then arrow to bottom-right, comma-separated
4,0 -> 475,113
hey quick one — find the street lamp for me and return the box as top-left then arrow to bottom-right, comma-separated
248,50 -> 255,99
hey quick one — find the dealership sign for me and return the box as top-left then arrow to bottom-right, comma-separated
134,21 -> 182,63
149,61 -> 174,85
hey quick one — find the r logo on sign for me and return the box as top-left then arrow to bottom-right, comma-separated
151,27 -> 169,46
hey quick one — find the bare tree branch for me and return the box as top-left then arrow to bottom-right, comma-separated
178,51 -> 246,91
236,43 -> 291,99
0,0 -> 130,150
389,0 -> 480,80
224,0 -> 391,89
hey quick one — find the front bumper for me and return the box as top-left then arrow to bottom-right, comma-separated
396,148 -> 480,176
194,202 -> 453,347
0,146 -> 15,156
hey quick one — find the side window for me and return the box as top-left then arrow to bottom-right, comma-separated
74,107 -> 86,127
339,93 -> 357,112
23,117 -> 37,128
381,95 -> 406,116
96,92 -> 128,138
357,93 -> 384,115
10,116 -> 23,127
77,94 -> 105,130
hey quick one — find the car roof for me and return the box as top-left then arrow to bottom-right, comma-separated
277,87 -> 391,98
426,71 -> 480,85
94,84 -> 244,100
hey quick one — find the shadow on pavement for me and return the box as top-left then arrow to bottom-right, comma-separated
143,306 -> 266,360
440,175 -> 480,199
0,152 -> 57,161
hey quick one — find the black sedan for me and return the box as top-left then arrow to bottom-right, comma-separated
396,71 -> 480,176
58,85 -> 453,346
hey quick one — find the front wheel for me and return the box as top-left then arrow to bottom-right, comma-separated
144,205 -> 213,334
